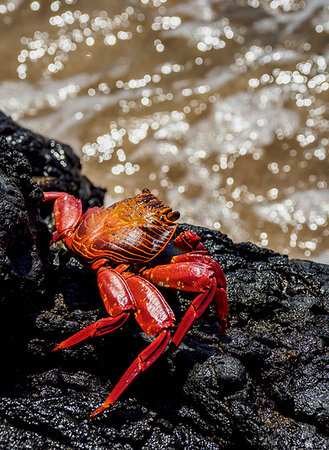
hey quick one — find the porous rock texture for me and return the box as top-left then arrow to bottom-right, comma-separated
0,111 -> 328,449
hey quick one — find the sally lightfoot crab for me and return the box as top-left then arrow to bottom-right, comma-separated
43,188 -> 228,418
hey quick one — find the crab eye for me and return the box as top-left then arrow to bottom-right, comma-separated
167,210 -> 180,221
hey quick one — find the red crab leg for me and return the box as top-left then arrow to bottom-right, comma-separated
43,191 -> 67,202
53,313 -> 129,351
171,251 -> 226,289
90,275 -> 175,418
90,329 -> 171,418
168,252 -> 228,334
53,267 -> 135,350
141,261 -> 217,294
214,288 -> 229,335
43,191 -> 82,240
170,277 -> 217,350
141,261 -> 228,349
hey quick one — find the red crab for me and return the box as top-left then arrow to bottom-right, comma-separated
43,188 -> 228,418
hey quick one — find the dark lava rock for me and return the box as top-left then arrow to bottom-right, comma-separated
0,112 -> 328,449
0,111 -> 105,209
0,125 -> 49,306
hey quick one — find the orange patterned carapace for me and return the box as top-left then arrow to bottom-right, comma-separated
71,190 -> 178,264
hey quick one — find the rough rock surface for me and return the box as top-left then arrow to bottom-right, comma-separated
0,111 -> 105,209
0,112 -> 328,449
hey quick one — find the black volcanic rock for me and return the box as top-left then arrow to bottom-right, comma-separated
0,111 -> 105,209
0,112 -> 328,449
0,128 -> 49,307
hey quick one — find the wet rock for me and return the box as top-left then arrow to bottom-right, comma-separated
0,127 -> 49,307
0,113 -> 328,449
0,111 -> 105,209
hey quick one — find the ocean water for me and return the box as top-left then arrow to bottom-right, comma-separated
0,0 -> 328,262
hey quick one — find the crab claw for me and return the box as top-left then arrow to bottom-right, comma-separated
50,231 -> 61,244
174,230 -> 205,251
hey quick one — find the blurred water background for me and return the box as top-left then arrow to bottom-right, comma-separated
0,0 -> 328,262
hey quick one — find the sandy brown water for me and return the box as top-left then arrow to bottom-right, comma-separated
0,0 -> 328,262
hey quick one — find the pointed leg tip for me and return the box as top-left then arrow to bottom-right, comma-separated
52,344 -> 62,352
218,320 -> 228,337
89,404 -> 110,419
167,342 -> 178,356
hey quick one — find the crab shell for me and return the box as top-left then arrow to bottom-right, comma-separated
69,189 -> 180,265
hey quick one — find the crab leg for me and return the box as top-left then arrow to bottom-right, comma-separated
90,329 -> 170,418
43,192 -> 82,244
170,252 -> 228,329
170,251 -> 226,289
214,287 -> 229,335
170,277 -> 217,350
90,275 -> 174,418
53,267 -> 135,350
141,260 -> 228,349
53,313 -> 129,351
170,230 -> 228,330
141,261 -> 218,295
